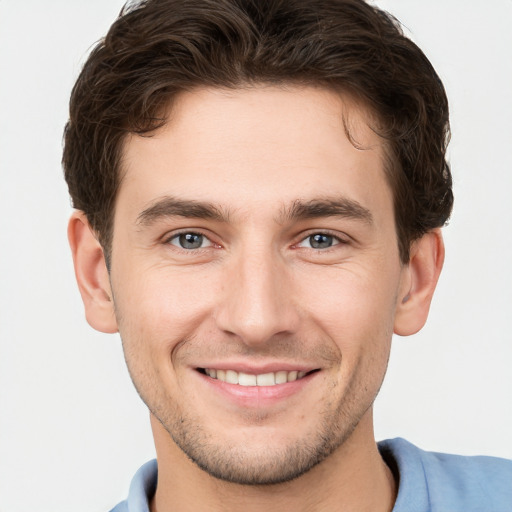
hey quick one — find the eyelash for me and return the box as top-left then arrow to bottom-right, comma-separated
294,231 -> 349,251
164,230 -> 217,251
163,230 -> 348,252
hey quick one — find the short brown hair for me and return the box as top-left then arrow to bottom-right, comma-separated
63,0 -> 453,264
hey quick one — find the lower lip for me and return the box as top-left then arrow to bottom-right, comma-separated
196,370 -> 317,406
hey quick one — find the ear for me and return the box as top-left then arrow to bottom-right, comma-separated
394,229 -> 445,336
68,211 -> 118,333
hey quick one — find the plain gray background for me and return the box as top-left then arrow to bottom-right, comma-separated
1,1 -> 511,510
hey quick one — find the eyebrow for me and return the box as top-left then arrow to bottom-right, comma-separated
279,198 -> 373,225
136,196 -> 228,226
136,195 -> 373,227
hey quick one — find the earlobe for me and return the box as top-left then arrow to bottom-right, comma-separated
68,211 -> 118,334
394,229 -> 445,336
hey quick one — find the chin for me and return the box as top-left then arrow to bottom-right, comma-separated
157,405 -> 360,486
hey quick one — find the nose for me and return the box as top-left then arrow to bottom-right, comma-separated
214,248 -> 300,347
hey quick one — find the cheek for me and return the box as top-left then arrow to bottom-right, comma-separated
112,266 -> 220,353
303,269 -> 397,407
298,264 -> 399,353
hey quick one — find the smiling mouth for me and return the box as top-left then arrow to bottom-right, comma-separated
198,368 -> 319,386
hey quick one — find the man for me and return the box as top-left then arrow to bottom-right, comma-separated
63,0 -> 512,510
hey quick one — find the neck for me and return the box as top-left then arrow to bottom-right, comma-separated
149,410 -> 396,512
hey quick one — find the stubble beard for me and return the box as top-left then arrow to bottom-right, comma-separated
119,327 -> 388,486
149,385 -> 367,486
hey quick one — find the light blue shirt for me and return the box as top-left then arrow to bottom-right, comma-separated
110,438 -> 512,511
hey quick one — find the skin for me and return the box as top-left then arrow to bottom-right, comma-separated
69,86 -> 444,511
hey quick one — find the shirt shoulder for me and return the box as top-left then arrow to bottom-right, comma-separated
379,438 -> 512,512
110,502 -> 128,512
109,459 -> 158,512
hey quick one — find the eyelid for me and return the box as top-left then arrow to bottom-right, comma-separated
171,234 -> 212,249
162,229 -> 219,249
294,230 -> 350,248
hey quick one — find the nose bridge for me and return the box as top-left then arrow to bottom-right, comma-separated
215,241 -> 298,345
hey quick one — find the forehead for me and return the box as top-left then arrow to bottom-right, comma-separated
119,86 -> 391,222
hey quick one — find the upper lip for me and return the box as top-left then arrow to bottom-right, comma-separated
194,361 -> 319,374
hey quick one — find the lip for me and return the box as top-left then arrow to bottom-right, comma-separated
192,360 -> 317,375
192,363 -> 320,406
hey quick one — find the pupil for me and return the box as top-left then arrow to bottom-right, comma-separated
180,233 -> 203,249
310,234 -> 332,249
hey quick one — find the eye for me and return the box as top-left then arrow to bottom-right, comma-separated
168,232 -> 213,250
297,233 -> 341,249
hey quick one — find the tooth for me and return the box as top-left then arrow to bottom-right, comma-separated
206,368 -> 309,386
239,372 -> 257,386
275,371 -> 288,384
225,370 -> 239,384
287,371 -> 298,382
256,372 -> 275,386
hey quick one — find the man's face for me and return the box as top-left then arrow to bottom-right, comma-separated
109,86 -> 409,484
